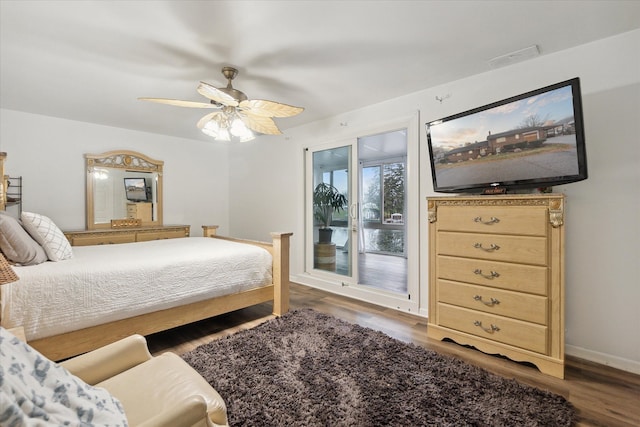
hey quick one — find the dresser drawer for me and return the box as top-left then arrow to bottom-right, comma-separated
437,255 -> 548,295
437,231 -> 547,265
437,280 -> 548,324
136,229 -> 187,242
436,205 -> 548,236
438,303 -> 548,354
69,233 -> 136,246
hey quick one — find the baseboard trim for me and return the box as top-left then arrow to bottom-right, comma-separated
565,344 -> 640,375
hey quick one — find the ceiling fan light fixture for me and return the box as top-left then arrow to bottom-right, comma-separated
217,127 -> 231,142
238,133 -> 256,143
201,117 -> 221,137
230,117 -> 253,139
200,109 -> 255,142
141,66 -> 303,142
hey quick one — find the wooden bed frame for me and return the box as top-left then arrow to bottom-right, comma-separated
20,226 -> 292,361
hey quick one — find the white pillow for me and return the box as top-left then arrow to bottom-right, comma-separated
21,212 -> 73,262
0,327 -> 128,426
0,212 -> 48,265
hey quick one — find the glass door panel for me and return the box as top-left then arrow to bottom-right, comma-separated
310,145 -> 353,278
357,130 -> 407,294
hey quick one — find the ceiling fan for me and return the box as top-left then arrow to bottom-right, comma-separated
139,67 -> 304,141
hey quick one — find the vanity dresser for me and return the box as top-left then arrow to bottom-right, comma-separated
64,150 -> 190,246
64,224 -> 190,246
427,194 -> 565,378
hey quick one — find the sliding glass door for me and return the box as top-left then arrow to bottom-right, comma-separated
305,115 -> 419,311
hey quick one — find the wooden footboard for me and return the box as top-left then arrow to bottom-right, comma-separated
24,229 -> 292,361
202,226 -> 292,316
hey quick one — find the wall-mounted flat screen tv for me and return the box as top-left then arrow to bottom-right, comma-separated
425,77 -> 588,193
123,177 -> 148,202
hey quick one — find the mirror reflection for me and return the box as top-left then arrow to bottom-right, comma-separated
92,169 -> 158,223
86,151 -> 163,229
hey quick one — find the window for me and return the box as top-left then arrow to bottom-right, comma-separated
362,166 -> 381,222
383,162 -> 404,224
360,161 -> 405,255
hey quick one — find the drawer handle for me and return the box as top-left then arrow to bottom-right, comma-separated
474,216 -> 500,225
473,243 -> 500,252
473,320 -> 500,333
473,269 -> 500,279
473,295 -> 500,306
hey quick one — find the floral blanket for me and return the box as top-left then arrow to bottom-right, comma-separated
0,327 -> 128,426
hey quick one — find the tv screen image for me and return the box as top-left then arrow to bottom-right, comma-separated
426,78 -> 588,193
124,177 -> 148,202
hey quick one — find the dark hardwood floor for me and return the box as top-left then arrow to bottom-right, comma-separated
146,283 -> 640,427
335,250 -> 408,293
358,252 -> 407,293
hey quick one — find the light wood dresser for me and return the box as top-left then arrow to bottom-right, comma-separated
126,202 -> 153,222
427,194 -> 565,378
64,225 -> 190,246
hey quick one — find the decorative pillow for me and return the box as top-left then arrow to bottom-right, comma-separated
20,212 -> 73,262
0,212 -> 48,266
0,327 -> 128,426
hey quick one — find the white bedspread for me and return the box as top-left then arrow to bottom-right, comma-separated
1,237 -> 272,340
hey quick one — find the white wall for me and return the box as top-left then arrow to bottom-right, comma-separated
228,30 -> 640,373
0,110 -> 231,234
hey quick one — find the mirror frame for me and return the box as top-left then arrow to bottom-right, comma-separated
86,150 -> 163,230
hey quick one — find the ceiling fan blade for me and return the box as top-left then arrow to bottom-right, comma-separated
196,112 -> 225,129
239,99 -> 304,118
197,82 -> 239,107
238,111 -> 282,135
138,97 -> 219,109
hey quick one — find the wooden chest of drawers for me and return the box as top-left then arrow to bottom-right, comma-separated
427,194 -> 565,378
126,202 -> 153,222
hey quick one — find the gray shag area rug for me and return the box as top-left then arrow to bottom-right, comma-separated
183,309 -> 575,426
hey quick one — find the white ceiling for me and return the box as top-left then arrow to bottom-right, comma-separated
1,1 -> 639,142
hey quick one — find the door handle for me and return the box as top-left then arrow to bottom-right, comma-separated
350,203 -> 358,232
350,203 -> 358,220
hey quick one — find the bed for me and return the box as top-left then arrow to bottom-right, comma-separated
0,226 -> 292,361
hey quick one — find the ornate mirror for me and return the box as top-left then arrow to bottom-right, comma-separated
86,150 -> 163,230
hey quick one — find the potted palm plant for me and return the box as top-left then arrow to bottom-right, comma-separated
313,182 -> 348,243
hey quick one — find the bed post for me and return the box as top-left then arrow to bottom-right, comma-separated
202,225 -> 219,237
271,232 -> 293,316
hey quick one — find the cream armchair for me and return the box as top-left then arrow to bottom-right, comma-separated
59,334 -> 229,427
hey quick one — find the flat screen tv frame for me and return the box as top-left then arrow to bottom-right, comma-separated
123,177 -> 149,202
425,78 -> 588,194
